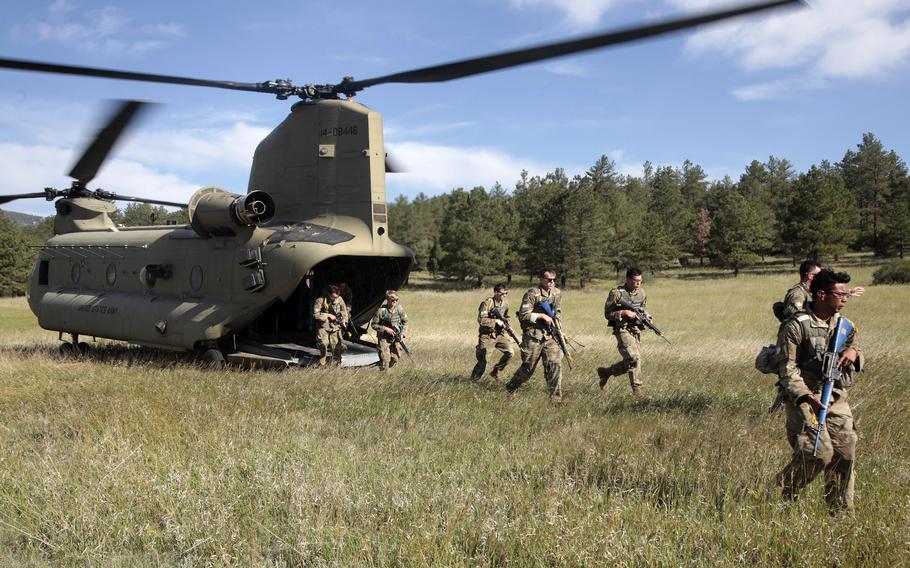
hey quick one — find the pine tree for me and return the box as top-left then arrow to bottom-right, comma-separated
781,163 -> 859,261
438,187 -> 508,287
512,169 -> 570,278
680,159 -> 709,211
646,165 -> 686,260
880,177 -> 910,258
764,155 -> 795,252
736,161 -> 776,258
707,186 -> 771,276
563,176 -> 609,287
840,133 -> 908,249
0,212 -> 32,296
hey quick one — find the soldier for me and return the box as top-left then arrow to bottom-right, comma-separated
505,268 -> 564,403
774,268 -> 863,514
777,259 -> 822,321
598,267 -> 650,396
776,260 -> 864,321
470,283 -> 516,380
370,290 -> 409,371
312,284 -> 348,366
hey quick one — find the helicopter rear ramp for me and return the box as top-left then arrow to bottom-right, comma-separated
230,336 -> 379,369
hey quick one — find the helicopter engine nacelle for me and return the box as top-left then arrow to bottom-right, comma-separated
187,186 -> 275,238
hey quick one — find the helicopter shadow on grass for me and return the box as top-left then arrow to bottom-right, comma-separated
0,342 -> 197,369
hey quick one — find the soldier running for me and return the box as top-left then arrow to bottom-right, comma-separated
505,268 -> 564,403
470,283 -> 516,380
598,267 -> 650,396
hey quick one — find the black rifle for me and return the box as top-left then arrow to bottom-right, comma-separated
489,306 -> 521,345
343,314 -> 360,340
618,298 -> 671,344
381,314 -> 412,356
540,299 -> 576,368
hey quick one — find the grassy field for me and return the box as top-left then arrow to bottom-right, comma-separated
1,264 -> 909,566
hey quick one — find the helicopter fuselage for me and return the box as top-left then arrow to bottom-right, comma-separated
27,98 -> 414,354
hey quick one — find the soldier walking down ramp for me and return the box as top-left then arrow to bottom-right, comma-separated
505,269 -> 564,403
598,268 -> 649,396
471,283 -> 516,380
312,284 -> 348,366
370,290 -> 409,371
774,269 -> 864,514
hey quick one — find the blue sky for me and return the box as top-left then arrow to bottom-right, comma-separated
1,0 -> 909,217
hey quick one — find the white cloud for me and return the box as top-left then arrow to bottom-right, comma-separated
511,0 -> 623,29
679,0 -> 910,80
10,2 -> 185,55
0,95 -> 268,184
124,122 -> 270,174
384,141 -> 553,195
0,142 -> 199,215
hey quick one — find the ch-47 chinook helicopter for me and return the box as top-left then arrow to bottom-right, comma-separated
0,0 -> 800,367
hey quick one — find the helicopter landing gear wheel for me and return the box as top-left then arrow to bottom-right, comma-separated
59,342 -> 77,358
199,348 -> 226,370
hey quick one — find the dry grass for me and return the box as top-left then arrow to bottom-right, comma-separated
0,264 -> 908,566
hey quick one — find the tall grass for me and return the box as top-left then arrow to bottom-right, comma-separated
1,266 -> 908,566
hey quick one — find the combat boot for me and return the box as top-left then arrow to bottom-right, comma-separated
490,367 -> 501,380
550,393 -> 563,405
597,367 -> 612,389
318,356 -> 327,366
632,385 -> 643,397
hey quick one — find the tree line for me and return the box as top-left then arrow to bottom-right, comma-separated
389,133 -> 910,287
2,132 -> 908,295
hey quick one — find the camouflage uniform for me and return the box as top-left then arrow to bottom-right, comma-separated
312,295 -> 348,365
471,296 -> 515,380
370,303 -> 409,371
602,284 -> 648,389
781,281 -> 812,320
774,308 -> 864,513
505,286 -> 563,397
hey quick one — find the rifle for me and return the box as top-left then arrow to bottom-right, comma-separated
490,306 -> 521,345
381,313 -> 412,357
812,316 -> 854,456
618,298 -> 671,344
539,299 -> 575,368
343,314 -> 360,340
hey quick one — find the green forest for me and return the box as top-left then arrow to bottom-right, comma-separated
2,132 -> 909,295
390,132 -> 910,286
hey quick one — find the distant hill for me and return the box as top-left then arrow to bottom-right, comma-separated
0,209 -> 45,226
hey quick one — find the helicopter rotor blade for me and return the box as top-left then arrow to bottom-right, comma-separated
385,153 -> 407,174
68,100 -> 151,185
337,0 -> 802,94
0,192 -> 51,205
0,56 -> 275,95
